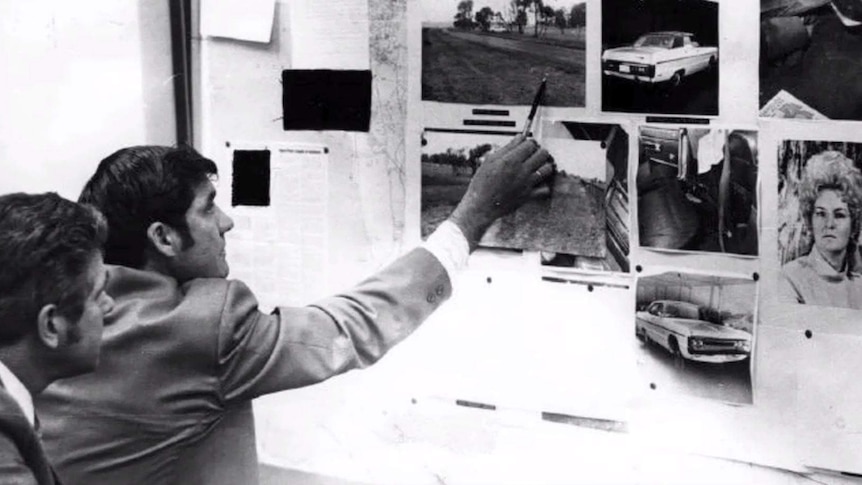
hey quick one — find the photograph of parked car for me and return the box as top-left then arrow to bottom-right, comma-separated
776,139 -> 862,309
422,0 -> 586,106
635,271 -> 756,404
760,0 -> 862,121
602,0 -> 719,116
602,32 -> 717,86
637,126 -> 759,256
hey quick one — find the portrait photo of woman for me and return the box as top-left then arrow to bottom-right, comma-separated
778,141 -> 862,309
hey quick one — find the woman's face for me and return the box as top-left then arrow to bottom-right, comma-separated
812,189 -> 853,257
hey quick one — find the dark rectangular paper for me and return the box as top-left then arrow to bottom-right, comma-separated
282,69 -> 372,132
231,149 -> 271,207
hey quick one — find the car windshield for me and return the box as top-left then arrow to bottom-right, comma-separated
634,34 -> 674,48
663,303 -> 700,319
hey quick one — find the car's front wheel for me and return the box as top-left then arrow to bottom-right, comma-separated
669,338 -> 686,370
669,71 -> 683,88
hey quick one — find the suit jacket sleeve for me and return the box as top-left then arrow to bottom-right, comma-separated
217,247 -> 452,404
0,433 -> 39,485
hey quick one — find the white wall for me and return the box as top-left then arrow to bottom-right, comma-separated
0,0 -> 175,199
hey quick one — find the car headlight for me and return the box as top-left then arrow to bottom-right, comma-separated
690,338 -> 704,349
734,340 -> 750,351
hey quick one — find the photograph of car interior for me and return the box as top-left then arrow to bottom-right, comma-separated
637,127 -> 758,255
760,0 -> 862,121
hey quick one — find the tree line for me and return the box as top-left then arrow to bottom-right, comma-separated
422,144 -> 494,176
453,0 -> 586,37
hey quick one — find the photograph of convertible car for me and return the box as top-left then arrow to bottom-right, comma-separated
602,0 -> 719,116
635,271 -> 756,404
422,0 -> 587,106
637,126 -> 759,256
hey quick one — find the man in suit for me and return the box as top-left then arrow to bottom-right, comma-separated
36,135 -> 553,484
0,192 -> 112,484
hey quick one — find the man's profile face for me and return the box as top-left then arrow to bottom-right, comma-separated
65,252 -> 113,375
171,180 -> 235,281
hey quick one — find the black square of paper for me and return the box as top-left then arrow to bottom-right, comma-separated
282,69 -> 372,132
231,149 -> 270,207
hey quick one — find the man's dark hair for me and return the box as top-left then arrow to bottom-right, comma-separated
0,193 -> 108,343
78,146 -> 218,268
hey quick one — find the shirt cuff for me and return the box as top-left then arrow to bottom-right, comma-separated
421,220 -> 470,285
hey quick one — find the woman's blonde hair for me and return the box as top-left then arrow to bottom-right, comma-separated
799,150 -> 862,273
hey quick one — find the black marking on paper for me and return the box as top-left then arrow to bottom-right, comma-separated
232,149 -> 271,207
541,412 -> 628,433
424,127 -> 524,137
455,399 -> 497,411
645,116 -> 710,125
282,69 -> 372,132
472,108 -> 511,116
463,119 -> 517,127
541,276 -> 630,290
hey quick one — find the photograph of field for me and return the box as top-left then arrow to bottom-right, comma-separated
422,0 -> 586,107
421,123 -> 618,259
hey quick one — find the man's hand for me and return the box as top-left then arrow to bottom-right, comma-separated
448,134 -> 555,250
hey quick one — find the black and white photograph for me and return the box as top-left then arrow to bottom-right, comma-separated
421,121 -> 625,262
637,126 -> 758,255
760,0 -> 862,121
422,0 -> 587,107
635,271 -> 755,404
777,140 -> 862,309
421,130 -> 512,239
601,0 -> 719,116
538,121 -> 631,272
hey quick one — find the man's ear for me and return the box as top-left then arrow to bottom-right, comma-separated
36,304 -> 67,350
146,222 -> 181,258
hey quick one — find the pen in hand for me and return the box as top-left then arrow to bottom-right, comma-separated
522,76 -> 547,137
520,76 -> 553,198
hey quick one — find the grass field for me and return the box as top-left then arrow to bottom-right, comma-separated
422,28 -> 586,106
421,163 -> 471,238
476,28 -> 586,50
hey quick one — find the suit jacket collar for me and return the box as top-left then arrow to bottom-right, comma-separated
0,358 -> 34,426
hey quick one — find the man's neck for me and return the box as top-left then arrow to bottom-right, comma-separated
141,258 -> 178,280
0,344 -> 50,396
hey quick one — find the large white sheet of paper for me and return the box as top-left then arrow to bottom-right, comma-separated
798,330 -> 862,475
200,0 -> 276,43
288,0 -> 370,70
227,143 -> 329,311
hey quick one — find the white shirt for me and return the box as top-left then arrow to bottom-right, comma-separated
0,358 -> 35,426
420,220 -> 470,285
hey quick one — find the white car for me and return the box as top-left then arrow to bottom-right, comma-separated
602,31 -> 718,86
635,300 -> 750,366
